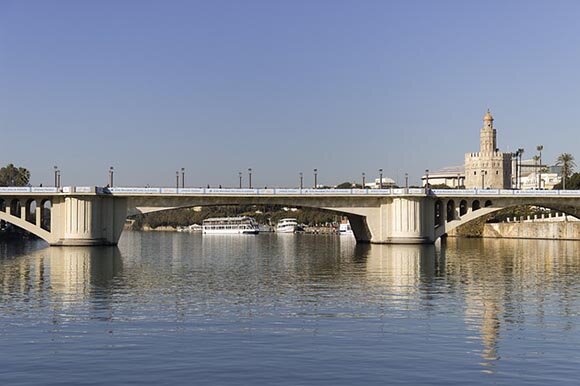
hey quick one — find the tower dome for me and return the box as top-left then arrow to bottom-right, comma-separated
483,109 -> 494,122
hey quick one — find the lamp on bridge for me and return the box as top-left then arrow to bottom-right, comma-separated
299,172 -> 303,190
109,166 -> 114,187
181,167 -> 185,188
481,169 -> 486,189
425,169 -> 429,193
516,148 -> 524,189
537,145 -> 544,190
54,166 -> 58,187
362,172 -> 366,189
239,172 -> 242,189
379,169 -> 383,189
405,173 -> 408,191
313,169 -> 318,189
248,168 -> 252,189
176,171 -> 179,189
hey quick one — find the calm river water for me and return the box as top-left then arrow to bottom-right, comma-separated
1,232 -> 580,385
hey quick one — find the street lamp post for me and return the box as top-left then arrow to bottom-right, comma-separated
109,166 -> 114,187
425,169 -> 429,193
481,169 -> 486,189
405,173 -> 409,192
379,169 -> 383,189
57,169 -> 61,189
513,150 -> 519,189
362,172 -> 366,189
176,171 -> 179,189
314,169 -> 318,189
299,172 -> 303,189
537,145 -> 543,189
517,148 -> 524,189
239,172 -> 242,189
248,168 -> 252,189
181,168 -> 185,188
54,166 -> 58,187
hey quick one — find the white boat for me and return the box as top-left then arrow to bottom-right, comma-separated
202,216 -> 259,234
276,218 -> 298,233
339,220 -> 354,236
177,224 -> 202,232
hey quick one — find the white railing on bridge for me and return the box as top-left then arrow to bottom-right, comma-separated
1,186 -> 580,197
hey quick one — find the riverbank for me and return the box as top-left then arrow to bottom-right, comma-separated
449,221 -> 580,241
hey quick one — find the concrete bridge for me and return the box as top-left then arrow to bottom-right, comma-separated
0,186 -> 579,246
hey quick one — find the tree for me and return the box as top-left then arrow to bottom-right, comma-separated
0,164 -> 30,186
335,182 -> 354,189
556,153 -> 576,190
554,172 -> 580,190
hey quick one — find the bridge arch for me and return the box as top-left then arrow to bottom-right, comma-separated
40,199 -> 52,231
459,200 -> 468,216
0,209 -> 54,244
435,200 -> 580,240
446,200 -> 456,222
25,199 -> 36,223
130,201 -> 372,242
9,199 -> 21,217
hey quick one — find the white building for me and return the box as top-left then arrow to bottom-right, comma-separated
421,166 -> 465,188
515,159 -> 562,190
366,177 -> 396,189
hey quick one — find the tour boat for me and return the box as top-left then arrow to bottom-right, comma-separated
202,216 -> 259,234
339,220 -> 354,236
276,218 -> 298,233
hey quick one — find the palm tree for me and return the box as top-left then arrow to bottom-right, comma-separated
556,153 -> 576,190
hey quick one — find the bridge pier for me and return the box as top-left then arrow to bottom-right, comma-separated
50,196 -> 127,246
346,197 -> 436,244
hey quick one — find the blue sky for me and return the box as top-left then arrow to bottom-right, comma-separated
1,0 -> 579,187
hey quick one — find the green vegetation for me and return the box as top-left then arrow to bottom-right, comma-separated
554,153 -> 576,189
553,172 -> 580,190
133,205 -> 339,230
0,164 -> 30,187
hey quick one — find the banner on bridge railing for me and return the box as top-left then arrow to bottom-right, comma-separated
0,187 -> 32,193
514,189 -> 561,195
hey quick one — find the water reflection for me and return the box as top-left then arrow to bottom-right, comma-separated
444,238 -> 580,371
1,234 -> 580,385
0,244 -> 122,317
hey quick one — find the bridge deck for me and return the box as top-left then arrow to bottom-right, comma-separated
0,186 -> 579,198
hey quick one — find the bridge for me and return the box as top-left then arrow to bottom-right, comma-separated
0,186 -> 579,246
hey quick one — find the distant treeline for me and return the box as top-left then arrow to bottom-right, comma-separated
132,205 -> 339,229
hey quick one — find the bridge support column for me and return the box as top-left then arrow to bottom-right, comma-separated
355,197 -> 435,244
35,205 -> 41,227
50,196 -> 127,246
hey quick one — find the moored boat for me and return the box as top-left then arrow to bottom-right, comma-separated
276,218 -> 298,233
202,216 -> 259,234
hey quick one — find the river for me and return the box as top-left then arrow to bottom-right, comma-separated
1,232 -> 579,385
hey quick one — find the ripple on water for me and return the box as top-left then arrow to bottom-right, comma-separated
1,234 -> 580,385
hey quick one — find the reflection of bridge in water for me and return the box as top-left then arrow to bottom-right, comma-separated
2,236 -> 580,371
0,186 -> 579,245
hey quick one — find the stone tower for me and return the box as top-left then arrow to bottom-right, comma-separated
464,110 -> 512,189
480,110 -> 496,153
